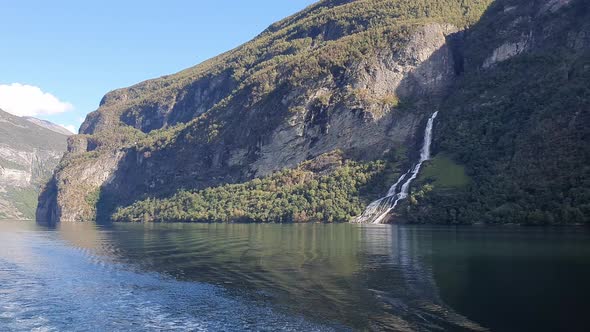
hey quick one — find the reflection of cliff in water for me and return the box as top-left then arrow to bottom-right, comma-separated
38,220 -> 120,260
46,222 -> 488,331
362,225 -> 487,331
83,223 -> 372,330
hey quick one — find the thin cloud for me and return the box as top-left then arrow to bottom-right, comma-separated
0,83 -> 73,117
59,124 -> 77,134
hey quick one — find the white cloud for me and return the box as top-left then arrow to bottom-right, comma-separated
59,124 -> 77,134
0,83 -> 73,117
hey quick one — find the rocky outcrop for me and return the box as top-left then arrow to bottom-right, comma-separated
483,37 -> 531,68
470,0 -> 587,70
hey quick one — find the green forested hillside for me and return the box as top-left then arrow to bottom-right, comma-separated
406,54 -> 590,225
404,0 -> 590,225
113,152 -> 391,223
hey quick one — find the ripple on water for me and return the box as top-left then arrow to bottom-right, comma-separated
0,228 -> 341,332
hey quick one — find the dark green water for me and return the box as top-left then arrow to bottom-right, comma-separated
1,221 -> 588,331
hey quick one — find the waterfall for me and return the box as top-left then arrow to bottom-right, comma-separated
355,111 -> 439,224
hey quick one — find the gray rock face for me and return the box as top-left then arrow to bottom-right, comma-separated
0,146 -> 62,188
483,38 -> 531,68
0,109 -> 67,219
253,23 -> 458,177
474,0 -> 587,70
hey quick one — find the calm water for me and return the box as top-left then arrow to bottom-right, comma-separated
0,221 -> 589,331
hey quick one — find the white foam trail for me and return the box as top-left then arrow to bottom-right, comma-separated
355,111 -> 439,224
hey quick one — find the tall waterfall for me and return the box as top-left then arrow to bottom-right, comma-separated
355,111 -> 439,224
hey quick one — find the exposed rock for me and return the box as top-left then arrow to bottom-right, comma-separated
253,23 -> 459,177
483,36 -> 531,68
43,151 -> 124,222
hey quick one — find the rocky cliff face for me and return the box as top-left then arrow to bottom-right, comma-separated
40,0 -> 590,224
40,0 -> 491,223
0,109 -> 68,219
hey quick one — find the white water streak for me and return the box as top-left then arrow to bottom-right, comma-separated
355,111 -> 439,224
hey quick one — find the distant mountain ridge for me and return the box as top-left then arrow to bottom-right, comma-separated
23,117 -> 74,135
0,109 -> 68,219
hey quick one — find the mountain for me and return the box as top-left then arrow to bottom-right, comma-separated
23,117 -> 74,135
38,0 -> 590,225
405,0 -> 590,225
0,109 -> 68,219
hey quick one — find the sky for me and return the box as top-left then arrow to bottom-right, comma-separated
0,0 -> 316,133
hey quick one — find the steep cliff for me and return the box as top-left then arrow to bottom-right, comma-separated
40,0 -> 590,224
0,109 -> 68,219
40,0 -> 493,223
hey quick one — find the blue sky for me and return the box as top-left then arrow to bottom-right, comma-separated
0,0 -> 316,133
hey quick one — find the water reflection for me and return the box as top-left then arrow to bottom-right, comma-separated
6,221 -> 586,331
102,223 -> 371,329
361,225 -> 486,331
429,226 -> 590,332
46,222 -> 488,330
1,221 -> 335,331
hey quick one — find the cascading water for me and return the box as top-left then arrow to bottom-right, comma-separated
355,111 -> 439,224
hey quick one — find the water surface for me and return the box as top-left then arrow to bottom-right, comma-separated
0,221 -> 588,331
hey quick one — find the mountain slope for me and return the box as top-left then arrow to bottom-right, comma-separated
0,109 -> 68,219
23,117 -> 74,135
405,0 -> 590,225
39,0 -> 590,225
39,0 -> 494,223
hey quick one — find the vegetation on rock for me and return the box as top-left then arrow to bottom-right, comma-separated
402,0 -> 590,225
112,151 -> 406,223
40,0 -> 590,225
